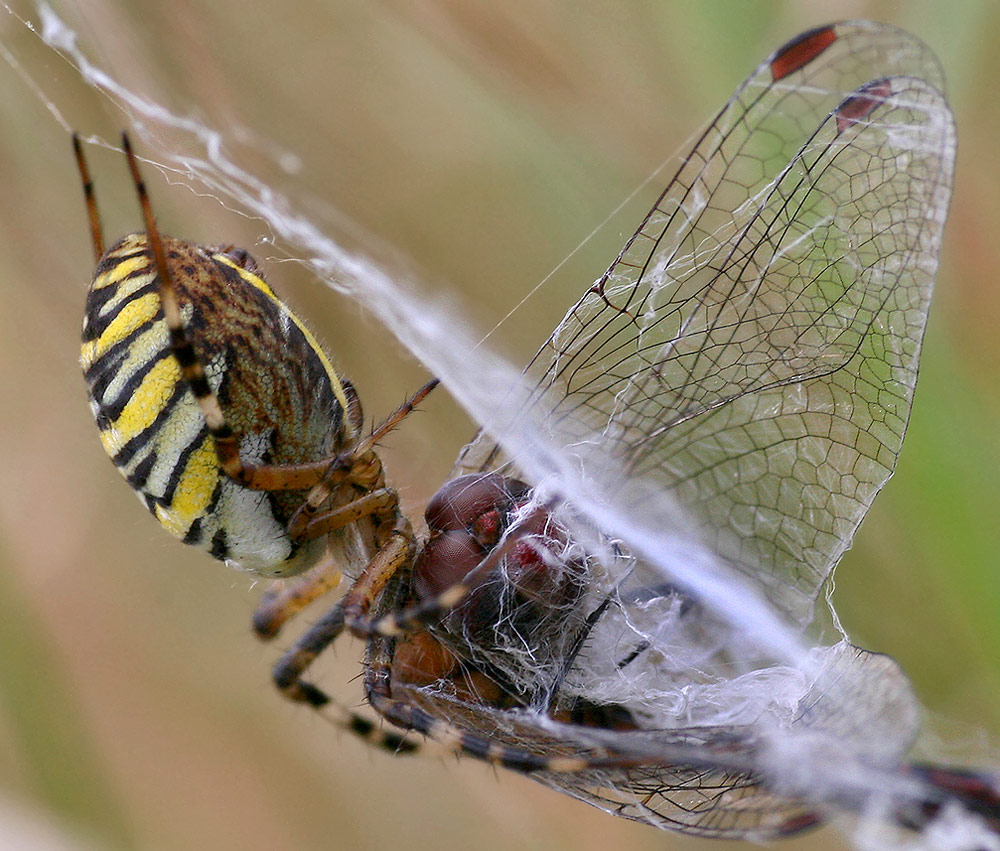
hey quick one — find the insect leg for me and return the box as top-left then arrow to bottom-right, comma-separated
365,651 -> 632,773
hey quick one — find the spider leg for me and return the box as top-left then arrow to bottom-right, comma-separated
261,527 -> 433,758
269,602 -> 419,755
252,554 -> 344,640
251,384 -> 436,639
122,131 -> 439,498
267,515 -> 414,699
72,134 -> 104,262
204,378 -> 439,495
118,133 -> 453,725
288,378 -> 438,524
122,133 -> 243,480
120,136 -> 437,644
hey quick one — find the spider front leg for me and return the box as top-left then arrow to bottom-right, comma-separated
244,449 -> 429,757
248,465 -> 395,640
268,512 -> 416,707
249,482 -> 403,641
78,134 -> 438,759
246,381 -> 437,640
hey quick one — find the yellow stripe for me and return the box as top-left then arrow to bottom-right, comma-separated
101,355 -> 182,452
213,253 -> 352,423
154,437 -> 219,536
213,252 -> 278,297
92,253 -> 149,289
81,291 -> 161,369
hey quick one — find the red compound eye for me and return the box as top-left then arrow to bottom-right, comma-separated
415,473 -> 535,601
414,473 -> 580,620
424,473 -> 530,532
412,529 -> 483,601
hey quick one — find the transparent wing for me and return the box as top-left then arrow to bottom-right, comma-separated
396,643 -> 919,838
455,21 -> 956,625
405,21 -> 958,839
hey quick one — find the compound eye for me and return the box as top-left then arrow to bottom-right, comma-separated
412,529 -> 484,600
424,473 -> 530,532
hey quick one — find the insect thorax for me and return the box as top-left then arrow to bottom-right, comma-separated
80,232 -> 353,576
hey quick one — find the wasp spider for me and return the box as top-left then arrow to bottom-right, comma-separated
75,132 -> 603,770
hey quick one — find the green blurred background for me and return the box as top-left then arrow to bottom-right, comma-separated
0,1 -> 997,849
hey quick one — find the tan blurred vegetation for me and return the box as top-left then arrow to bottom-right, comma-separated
0,1 -> 998,849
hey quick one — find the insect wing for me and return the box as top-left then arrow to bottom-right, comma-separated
456,21 -> 956,627
431,21 -> 956,837
391,678 -> 823,837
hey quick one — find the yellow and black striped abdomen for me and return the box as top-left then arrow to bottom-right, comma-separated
81,233 -> 355,577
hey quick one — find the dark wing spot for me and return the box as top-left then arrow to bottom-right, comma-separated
835,79 -> 892,135
770,25 -> 837,81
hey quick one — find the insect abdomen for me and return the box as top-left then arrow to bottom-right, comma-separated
81,233 -> 351,576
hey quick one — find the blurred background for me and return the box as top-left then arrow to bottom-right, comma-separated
0,1 -> 997,849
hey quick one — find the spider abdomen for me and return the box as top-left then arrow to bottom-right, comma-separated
81,232 -> 353,576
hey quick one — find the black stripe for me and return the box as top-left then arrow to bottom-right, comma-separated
186,372 -> 214,400
96,243 -> 150,271
203,475 -> 224,519
209,528 -> 229,559
82,276 -> 157,342
182,517 -> 203,546
82,284 -> 123,342
385,734 -> 419,754
346,716 -> 417,754
125,450 -> 158,491
86,346 -> 129,403
160,425 -> 210,506
84,314 -> 161,399
349,715 -> 375,736
170,334 -> 199,367
166,332 -> 217,402
96,346 -> 173,422
457,732 -> 491,760
111,379 -> 187,468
